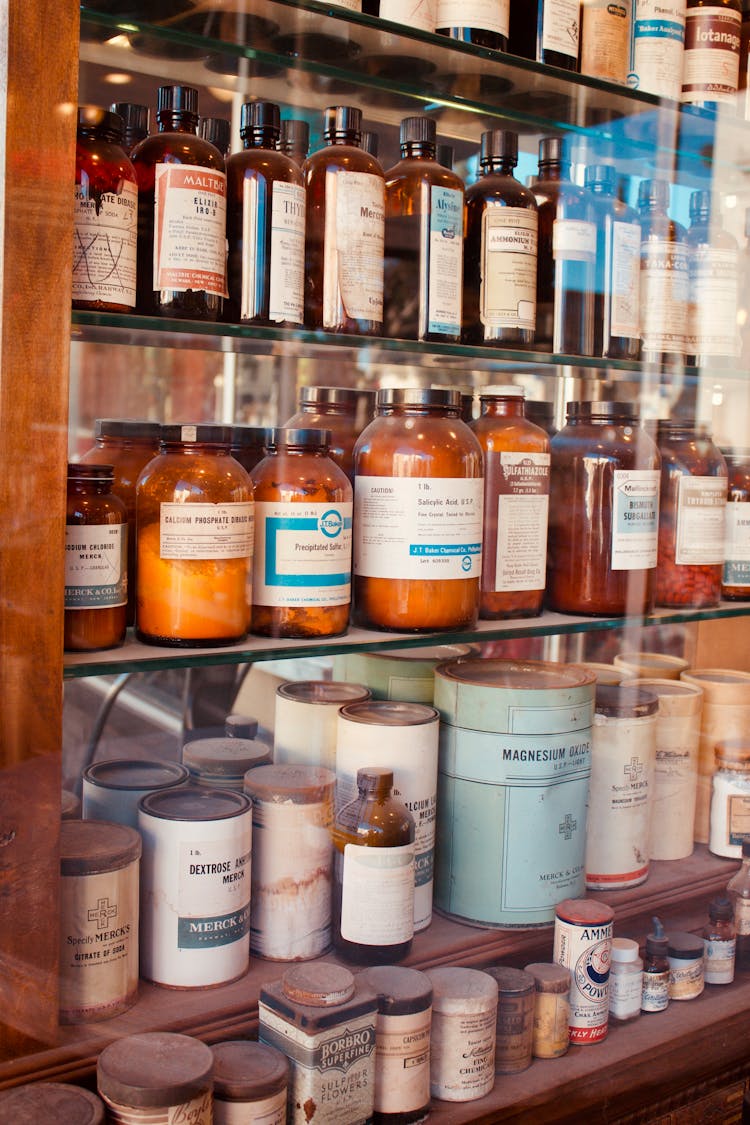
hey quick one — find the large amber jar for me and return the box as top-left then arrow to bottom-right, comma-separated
284,386 -> 361,481
65,464 -> 127,652
250,427 -> 353,639
547,402 -> 661,616
136,424 -> 253,646
471,386 -> 550,619
353,388 -> 483,632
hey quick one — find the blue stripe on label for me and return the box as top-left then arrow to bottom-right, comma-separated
178,905 -> 250,949
634,20 -> 685,42
264,515 -> 349,587
409,543 -> 481,557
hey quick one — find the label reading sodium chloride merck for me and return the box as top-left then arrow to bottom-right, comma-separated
65,524 -> 127,608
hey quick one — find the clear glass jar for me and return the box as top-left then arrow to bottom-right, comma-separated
353,387 -> 483,632
709,739 -> 750,858
284,386 -> 361,481
547,401 -> 660,615
722,449 -> 750,600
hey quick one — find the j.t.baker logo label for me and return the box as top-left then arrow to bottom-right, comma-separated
574,935 -> 611,1000
319,509 -> 344,538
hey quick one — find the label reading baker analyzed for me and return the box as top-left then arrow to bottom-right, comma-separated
153,163 -> 228,297
611,469 -> 660,570
428,185 -> 463,336
159,502 -> 253,560
324,170 -> 384,326
253,501 -> 352,607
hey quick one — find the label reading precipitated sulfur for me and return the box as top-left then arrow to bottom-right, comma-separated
340,843 -> 415,945
153,163 -> 228,297
65,524 -> 127,608
324,170 -> 384,325
73,179 -> 137,306
480,207 -> 537,331
428,186 -> 463,336
354,476 -> 483,581
541,0 -> 580,59
675,476 -> 727,566
159,502 -> 253,561
611,469 -> 660,571
177,837 -> 251,950
490,451 -> 550,591
253,501 -> 352,607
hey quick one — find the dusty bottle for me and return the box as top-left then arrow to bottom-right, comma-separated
225,100 -> 305,327
384,115 -> 464,342
641,917 -> 670,1012
333,767 -> 416,965
584,162 -> 640,360
727,837 -> 750,969
703,895 -> 736,983
436,0 -> 510,49
628,0 -> 687,99
580,0 -> 631,84
131,85 -> 226,320
462,129 -> 538,347
471,386 -> 549,619
530,136 -> 595,356
638,178 -> 689,367
110,101 -> 149,155
682,0 -> 742,107
686,189 -> 739,367
509,0 -> 580,68
608,938 -> 643,1023
304,105 -> 385,335
280,118 -> 310,167
65,464 -> 127,652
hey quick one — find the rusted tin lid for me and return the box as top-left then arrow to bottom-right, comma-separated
281,963 -> 355,1007
359,966 -> 433,1015
60,819 -> 141,876
211,1040 -> 289,1101
97,1032 -> 213,1107
243,764 -> 335,804
0,1082 -> 105,1123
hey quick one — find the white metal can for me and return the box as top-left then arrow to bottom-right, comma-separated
82,759 -> 189,829
138,786 -> 252,988
274,681 -> 371,770
553,897 -> 614,1044
335,700 -> 439,933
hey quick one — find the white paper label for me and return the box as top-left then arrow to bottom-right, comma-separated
240,179 -> 305,323
610,221 -> 641,338
683,7 -> 741,104
675,476 -> 727,565
436,0 -> 509,36
159,502 -> 253,560
481,207 -> 537,330
724,505 -> 750,588
628,0 -> 686,99
553,219 -> 596,261
428,185 -> 463,336
153,163 -> 228,297
341,842 -> 415,944
541,0 -> 581,59
703,936 -> 736,983
73,179 -> 137,306
253,501 -> 352,607
105,1090 -> 213,1125
177,836 -> 251,950
65,524 -> 127,608
374,1010 -> 431,1114
640,239 -> 688,354
734,897 -> 750,935
490,451 -> 550,591
354,476 -> 483,580
324,170 -> 385,325
214,1090 -> 287,1125
609,968 -> 643,1018
381,0 -> 436,30
689,246 -> 739,357
611,469 -> 660,570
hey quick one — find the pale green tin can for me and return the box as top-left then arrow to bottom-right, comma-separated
332,644 -> 473,704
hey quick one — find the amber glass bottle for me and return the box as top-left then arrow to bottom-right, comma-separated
65,464 -> 127,652
284,386 -> 361,481
463,129 -> 537,347
471,387 -> 550,619
682,0 -> 742,108
333,767 -> 416,965
638,179 -> 688,367
280,118 -> 310,167
304,105 -> 385,335
131,85 -> 227,320
436,0 -> 510,49
510,1 -> 580,69
384,115 -> 464,342
225,100 -> 305,327
584,163 -> 641,360
110,102 -> 149,155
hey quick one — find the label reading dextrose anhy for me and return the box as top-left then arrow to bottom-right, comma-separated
153,163 -> 228,297
177,837 -> 251,951
65,524 -> 127,609
480,207 -> 537,332
241,178 -> 305,323
489,450 -> 550,592
324,170 -> 385,327
428,185 -> 463,336
73,179 -> 137,306
675,476 -> 727,566
253,501 -> 353,607
159,502 -> 253,561
611,469 -> 660,571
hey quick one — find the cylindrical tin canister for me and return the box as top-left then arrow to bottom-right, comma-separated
97,1032 -> 214,1124
709,740 -> 750,857
332,644 -> 473,703
434,658 -> 595,927
138,787 -> 252,987
424,966 -> 497,1103
680,668 -> 750,843
182,736 -> 272,790
335,700 -> 439,933
59,819 -> 141,1023
627,678 -> 703,860
577,662 -> 628,686
274,680 -> 371,770
243,764 -> 335,961
524,962 -> 571,1059
485,966 -> 535,1074
585,685 -> 658,890
667,931 -> 705,1000
82,759 -> 189,828
359,965 -> 433,1123
613,651 -> 690,680
0,1082 -> 105,1123
554,898 -> 614,1044
211,1040 -> 290,1125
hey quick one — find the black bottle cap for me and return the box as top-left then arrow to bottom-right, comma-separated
109,102 -> 149,138
638,178 -> 670,210
584,163 -> 616,191
199,117 -> 231,154
743,836 -> 750,858
157,85 -> 198,115
224,714 -> 260,739
323,105 -> 362,140
538,135 -> 568,165
436,143 -> 454,169
159,423 -> 233,446
361,130 -> 379,157
94,419 -> 161,440
281,118 -> 309,156
709,895 -> 734,921
480,129 -> 518,166
689,189 -> 712,220
77,105 -> 125,144
240,100 -> 281,136
400,115 -> 436,146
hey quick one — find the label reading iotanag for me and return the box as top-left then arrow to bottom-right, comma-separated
159,502 -> 253,560
611,469 -> 660,570
481,207 -> 537,331
324,170 -> 385,326
253,501 -> 353,607
340,843 -> 415,944
65,524 -> 127,608
153,163 -> 228,297
428,186 -> 463,336
683,7 -> 741,104
675,476 -> 727,565
73,179 -> 137,306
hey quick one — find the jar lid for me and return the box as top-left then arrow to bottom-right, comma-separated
266,427 -> 331,450
566,400 -> 638,421
437,656 -> 594,694
77,104 -> 124,143
376,387 -> 461,410
60,819 -> 141,876
323,105 -> 362,138
0,1082 -> 105,1124
667,931 -> 704,960
240,99 -> 280,135
229,425 -> 271,449
67,462 -> 114,481
523,963 -> 571,994
359,966 -> 433,1015
614,651 -> 689,676
139,785 -> 251,822
281,117 -> 309,150
97,1032 -> 213,1107
485,965 -> 535,996
577,662 -> 627,686
299,386 -> 359,407
159,423 -> 233,446
480,385 -> 524,398
611,938 -> 640,964
360,644 -> 473,663
480,128 -> 518,165
94,419 -> 161,440
243,763 -> 335,804
182,737 -> 272,778
83,759 -> 190,792
157,85 -> 199,116
281,963 -> 356,1007
339,700 -> 439,727
595,684 -> 659,718
715,739 -> 750,768
400,114 -> 436,145
555,898 -> 614,926
425,967 -> 498,1014
276,680 -> 371,706
210,1041 -> 289,1101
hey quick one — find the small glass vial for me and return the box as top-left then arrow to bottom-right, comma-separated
641,918 -> 670,1013
74,105 -> 137,312
65,463 -> 127,652
709,739 -> 750,858
136,424 -> 253,647
97,1032 -> 214,1124
667,931 -> 705,1000
353,387 -> 483,632
211,1040 -> 290,1125
284,385 -> 362,481
250,428 -> 353,638
727,837 -> 750,970
424,966 -> 497,1103
485,966 -> 535,1074
703,895 -> 736,984
608,938 -> 643,1023
523,962 -> 570,1059
722,449 -> 750,600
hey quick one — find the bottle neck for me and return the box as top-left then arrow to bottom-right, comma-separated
358,780 -> 391,801
481,158 -> 515,176
538,159 -> 569,181
243,127 -> 279,150
400,141 -> 436,160
588,183 -> 614,197
325,132 -> 359,147
157,111 -> 198,134
481,399 -> 525,418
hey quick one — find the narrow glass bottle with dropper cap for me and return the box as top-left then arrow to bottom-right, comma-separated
727,838 -> 750,969
641,918 -> 670,1012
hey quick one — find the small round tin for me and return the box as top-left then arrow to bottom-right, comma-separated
424,966 -> 497,1103
211,1040 -> 290,1125
0,1082 -> 105,1123
97,1031 -> 213,1124
82,759 -> 189,827
359,966 -> 432,1122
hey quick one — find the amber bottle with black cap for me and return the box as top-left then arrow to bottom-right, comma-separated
280,118 -> 310,167
65,464 -> 127,652
109,101 -> 149,155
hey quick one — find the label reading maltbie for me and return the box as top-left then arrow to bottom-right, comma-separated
73,179 -> 137,306
153,163 -> 228,297
340,843 -> 415,945
611,469 -> 660,570
159,502 -> 253,561
253,501 -> 352,607
65,524 -> 127,608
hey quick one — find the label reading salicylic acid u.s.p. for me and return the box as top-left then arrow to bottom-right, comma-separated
428,186 -> 463,336
254,501 -> 353,607
159,503 -> 253,560
611,470 -> 660,571
153,163 -> 228,298
354,476 -> 483,581
178,838 -> 251,950
65,524 -> 127,608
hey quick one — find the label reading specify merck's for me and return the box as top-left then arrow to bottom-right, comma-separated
253,501 -> 352,607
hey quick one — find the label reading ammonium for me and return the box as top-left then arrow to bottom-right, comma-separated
428,185 -> 463,336
178,838 -> 251,949
153,163 -> 228,297
675,476 -> 727,565
481,207 -> 537,330
611,469 -> 660,571
159,502 -> 253,561
253,501 -> 352,607
354,476 -> 483,581
65,524 -> 127,608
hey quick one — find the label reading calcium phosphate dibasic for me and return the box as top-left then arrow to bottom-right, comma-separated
481,207 -> 537,331
178,838 -> 251,950
253,501 -> 352,607
340,843 -> 415,945
610,221 -> 641,338
65,524 -> 127,608
490,451 -> 550,591
724,505 -> 750,587
73,180 -> 137,306
611,469 -> 660,570
675,476 -> 727,565
325,170 -> 384,325
153,163 -> 228,297
354,476 -> 483,581
159,502 -> 253,560
541,0 -> 580,59
428,185 -> 463,336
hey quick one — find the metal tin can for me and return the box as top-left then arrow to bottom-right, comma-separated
613,651 -> 690,680
424,966 -> 497,1102
82,759 -> 189,828
97,1032 -> 213,1124
524,962 -> 571,1059
434,658 -> 595,927
258,963 -> 378,1125
667,931 -> 705,1000
243,764 -> 335,961
59,819 -> 141,1023
182,735 -> 272,790
485,966 -> 535,1074
274,681 -> 371,771
359,965 -> 432,1123
138,786 -> 252,987
335,700 -> 439,933
0,1082 -> 105,1123
211,1040 -> 290,1125
332,644 -> 473,703
553,897 -> 614,1044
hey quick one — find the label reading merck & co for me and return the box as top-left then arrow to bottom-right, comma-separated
153,163 -> 228,297
553,911 -> 613,1043
73,180 -> 137,306
354,477 -> 483,581
178,838 -> 251,951
675,476 -> 727,566
428,186 -> 463,336
65,524 -> 127,609
489,451 -> 550,591
253,502 -> 352,607
611,469 -> 660,570
324,170 -> 384,326
480,207 -> 537,332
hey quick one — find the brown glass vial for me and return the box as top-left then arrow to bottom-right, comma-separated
547,401 -> 661,616
280,117 -> 310,167
225,100 -> 305,326
384,115 -> 464,342
74,106 -> 138,312
136,424 -> 253,646
131,85 -> 227,320
284,385 -> 361,481
436,0 -> 509,50
333,767 -> 416,965
463,129 -> 538,348
304,105 -> 385,335
65,464 -> 127,652
471,386 -> 550,619
79,419 -> 160,626
353,387 -> 483,633
638,179 -> 688,367
723,449 -> 750,599
250,428 -> 353,639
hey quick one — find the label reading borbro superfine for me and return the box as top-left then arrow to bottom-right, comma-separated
253,501 -> 353,607
554,915 -> 612,1043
